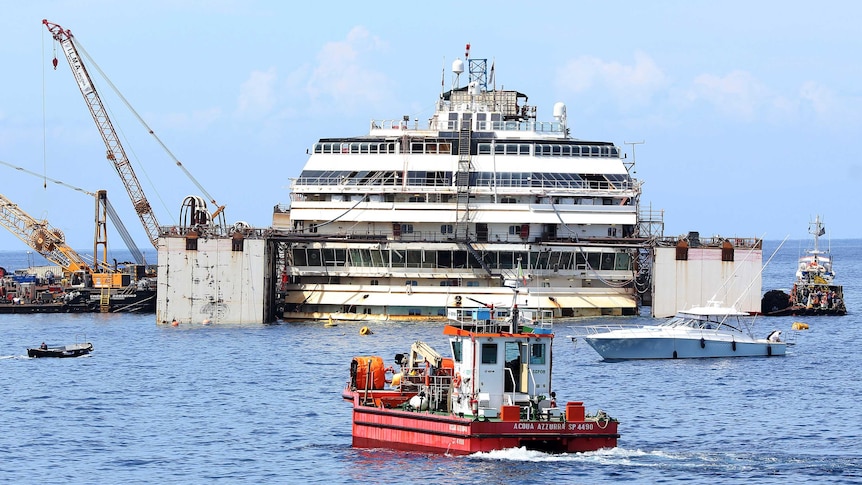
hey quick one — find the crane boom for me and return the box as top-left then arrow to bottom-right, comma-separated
0,193 -> 95,274
43,19 -> 161,249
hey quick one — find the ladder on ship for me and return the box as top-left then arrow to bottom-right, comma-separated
454,123 -> 472,240
465,241 -> 494,275
100,288 -> 110,313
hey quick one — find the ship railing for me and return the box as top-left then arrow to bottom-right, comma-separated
568,323 -> 646,338
291,177 -> 637,194
368,118 -> 566,134
654,235 -> 761,248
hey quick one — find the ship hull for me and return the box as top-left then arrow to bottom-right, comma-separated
347,391 -> 618,455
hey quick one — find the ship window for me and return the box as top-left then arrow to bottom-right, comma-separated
406,250 -> 422,268
313,144 -> 323,154
501,197 -> 517,204
451,341 -> 463,363
587,252 -> 601,270
401,224 -> 414,234
615,252 -> 631,270
307,249 -> 321,266
406,280 -> 418,286
478,143 -> 491,154
466,281 -> 479,287
408,195 -> 424,202
494,144 -> 504,154
441,224 -> 453,234
370,280 -> 379,285
559,252 -> 573,269
519,144 -> 530,155
323,249 -> 346,266
185,237 -> 197,251
292,248 -> 307,266
481,343 -> 498,364
530,343 -> 546,365
601,253 -> 616,270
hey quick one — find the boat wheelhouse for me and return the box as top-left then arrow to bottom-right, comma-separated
343,305 -> 619,454
273,46 -> 646,321
762,215 -> 846,316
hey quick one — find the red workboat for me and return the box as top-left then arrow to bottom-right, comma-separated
343,305 -> 619,455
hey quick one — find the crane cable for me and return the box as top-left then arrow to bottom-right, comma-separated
73,38 -> 224,215
0,158 -> 146,265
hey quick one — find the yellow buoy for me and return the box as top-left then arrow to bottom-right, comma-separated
792,321 -> 809,330
360,326 -> 373,335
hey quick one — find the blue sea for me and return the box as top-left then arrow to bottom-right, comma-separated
1,240 -> 861,484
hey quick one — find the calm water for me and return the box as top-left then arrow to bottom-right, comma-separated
1,240 -> 861,484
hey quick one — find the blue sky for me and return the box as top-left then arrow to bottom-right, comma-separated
1,1 -> 860,258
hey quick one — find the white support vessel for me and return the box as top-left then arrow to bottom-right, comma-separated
575,301 -> 786,361
272,45 -> 646,321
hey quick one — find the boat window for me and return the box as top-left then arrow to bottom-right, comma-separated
481,343 -> 498,364
478,143 -> 492,154
530,343 -> 546,365
504,342 -> 521,392
451,341 -> 463,363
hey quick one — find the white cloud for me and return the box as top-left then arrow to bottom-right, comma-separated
685,70 -> 767,121
799,81 -> 836,117
304,26 -> 391,112
237,68 -> 278,119
555,51 -> 667,108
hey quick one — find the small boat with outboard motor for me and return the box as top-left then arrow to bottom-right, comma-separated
342,298 -> 619,454
27,341 -> 93,358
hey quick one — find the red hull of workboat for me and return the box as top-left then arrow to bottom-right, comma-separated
350,395 -> 618,455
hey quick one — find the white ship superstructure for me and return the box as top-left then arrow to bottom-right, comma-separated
273,46 -> 646,321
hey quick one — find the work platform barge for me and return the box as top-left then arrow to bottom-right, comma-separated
156,227 -> 762,325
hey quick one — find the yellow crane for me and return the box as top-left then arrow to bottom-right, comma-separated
0,192 -> 100,275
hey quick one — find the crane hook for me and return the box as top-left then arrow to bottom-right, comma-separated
52,57 -> 58,70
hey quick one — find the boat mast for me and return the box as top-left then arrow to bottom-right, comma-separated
809,215 -> 826,258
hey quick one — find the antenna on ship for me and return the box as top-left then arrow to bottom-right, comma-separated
452,57 -> 464,90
